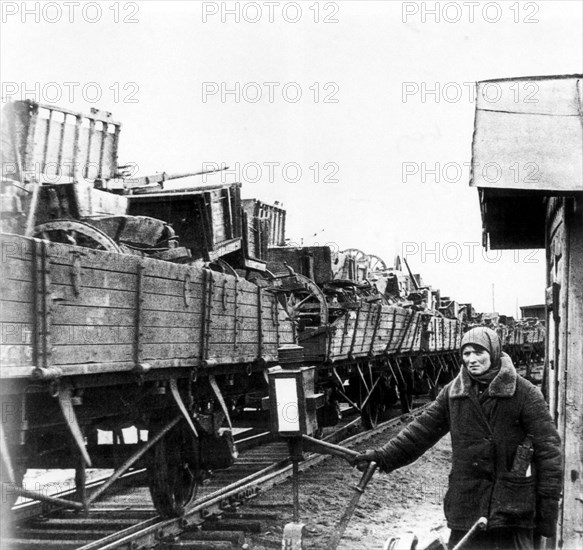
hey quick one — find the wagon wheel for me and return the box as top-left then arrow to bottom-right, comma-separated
33,220 -> 122,252
281,273 -> 328,326
147,418 -> 200,518
361,393 -> 382,429
366,254 -> 387,273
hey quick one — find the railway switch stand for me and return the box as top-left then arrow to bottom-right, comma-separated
264,345 -> 325,549
265,345 -> 379,550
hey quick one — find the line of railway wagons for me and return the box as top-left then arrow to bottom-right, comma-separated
0,100 -> 462,519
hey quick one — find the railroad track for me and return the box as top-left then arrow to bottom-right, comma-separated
4,403 -> 429,550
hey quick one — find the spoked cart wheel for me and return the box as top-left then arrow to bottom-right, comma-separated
147,418 -> 200,517
366,254 -> 387,273
33,220 -> 122,252
277,272 -> 329,327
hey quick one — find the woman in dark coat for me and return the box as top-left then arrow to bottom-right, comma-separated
353,327 -> 562,550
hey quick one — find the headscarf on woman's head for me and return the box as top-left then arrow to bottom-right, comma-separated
460,327 -> 502,384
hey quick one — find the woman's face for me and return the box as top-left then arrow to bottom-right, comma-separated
462,345 -> 492,375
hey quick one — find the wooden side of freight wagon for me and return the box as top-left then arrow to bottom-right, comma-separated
300,303 -> 457,364
0,232 -> 294,379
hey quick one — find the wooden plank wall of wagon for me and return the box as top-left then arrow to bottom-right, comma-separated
139,258 -> 205,363
395,308 -> 417,354
381,306 -> 411,354
327,305 -> 429,361
20,237 -> 139,366
210,189 -> 227,244
428,317 -> 437,352
328,311 -> 354,360
349,303 -> 377,357
241,200 -> 259,259
24,105 -> 119,181
0,234 -> 295,373
448,319 -> 457,350
369,307 -> 397,356
200,269 -> 293,364
444,319 -> 451,350
439,318 -> 447,351
412,313 -> 423,352
0,234 -> 35,367
315,304 -> 462,364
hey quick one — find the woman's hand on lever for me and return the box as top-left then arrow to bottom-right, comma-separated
352,449 -> 377,472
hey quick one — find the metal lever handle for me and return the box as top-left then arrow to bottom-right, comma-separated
451,517 -> 487,550
355,461 -> 378,493
301,434 -> 359,463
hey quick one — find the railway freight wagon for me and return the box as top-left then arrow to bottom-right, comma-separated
501,319 -> 546,367
0,99 -> 461,520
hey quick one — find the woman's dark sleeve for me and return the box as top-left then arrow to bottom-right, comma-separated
372,386 -> 450,473
521,384 -> 562,537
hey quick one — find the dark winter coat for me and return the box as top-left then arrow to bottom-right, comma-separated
372,354 -> 562,535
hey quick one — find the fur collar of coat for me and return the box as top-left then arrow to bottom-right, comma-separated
450,352 -> 517,399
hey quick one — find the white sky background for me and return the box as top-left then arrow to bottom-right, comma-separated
1,0 -> 582,315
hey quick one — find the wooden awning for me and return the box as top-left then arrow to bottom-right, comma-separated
470,74 -> 583,249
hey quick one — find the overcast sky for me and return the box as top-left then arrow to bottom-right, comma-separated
2,0 -> 581,314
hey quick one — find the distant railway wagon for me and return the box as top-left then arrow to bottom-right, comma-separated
0,100 -> 462,519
